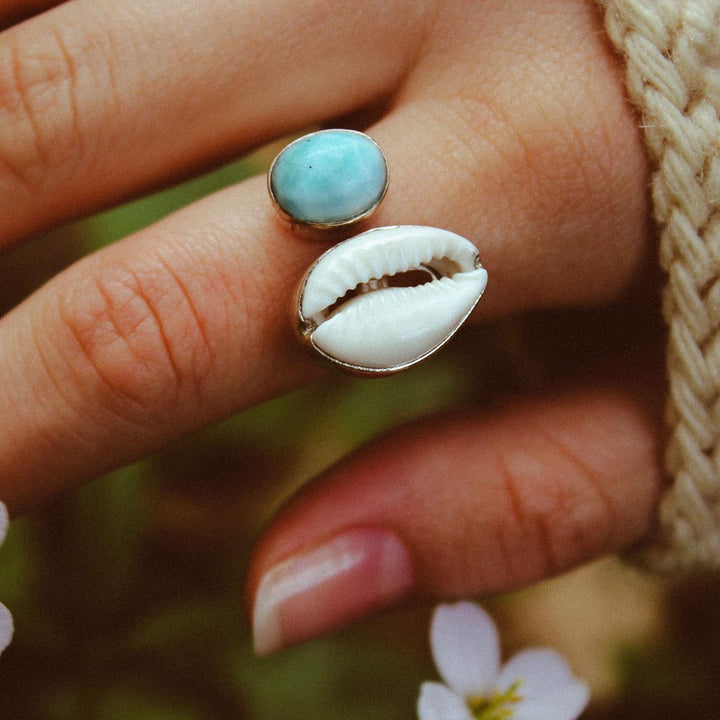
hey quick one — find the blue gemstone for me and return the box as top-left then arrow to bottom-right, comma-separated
269,129 -> 388,227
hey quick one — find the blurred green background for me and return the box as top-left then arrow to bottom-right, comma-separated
0,148 -> 718,720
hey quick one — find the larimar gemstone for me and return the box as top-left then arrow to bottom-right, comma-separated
269,129 -> 388,227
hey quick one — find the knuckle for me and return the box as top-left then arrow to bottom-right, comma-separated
439,65 -> 646,305
58,257 -> 217,421
496,434 -> 615,578
0,24 -> 89,193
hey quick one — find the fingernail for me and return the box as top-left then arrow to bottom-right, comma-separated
252,527 -> 414,655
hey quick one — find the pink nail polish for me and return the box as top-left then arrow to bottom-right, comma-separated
252,527 -> 414,655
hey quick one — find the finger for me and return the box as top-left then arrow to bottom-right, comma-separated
0,82 -> 641,512
357,0 -> 651,311
0,176 -> 323,510
247,380 -> 662,655
0,0 -> 425,243
0,2 -> 650,508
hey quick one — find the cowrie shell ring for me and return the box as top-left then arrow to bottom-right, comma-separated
296,226 -> 488,375
269,131 -> 488,376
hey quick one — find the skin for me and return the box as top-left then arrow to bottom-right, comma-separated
0,0 -> 662,642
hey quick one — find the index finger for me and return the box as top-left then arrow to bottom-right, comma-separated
0,0 -> 424,243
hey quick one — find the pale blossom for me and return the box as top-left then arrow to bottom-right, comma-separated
418,601 -> 589,720
0,501 -> 13,656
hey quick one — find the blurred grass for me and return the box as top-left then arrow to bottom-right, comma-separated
0,150 -> 718,719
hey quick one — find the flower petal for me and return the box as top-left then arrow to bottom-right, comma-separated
0,602 -> 13,656
495,648 -> 590,720
0,501 -> 7,546
417,682 -> 474,720
509,683 -> 590,720
430,601 -> 500,697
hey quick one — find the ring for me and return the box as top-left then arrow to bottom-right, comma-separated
295,225 -> 488,375
268,129 -> 389,229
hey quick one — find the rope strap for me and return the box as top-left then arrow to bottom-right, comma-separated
602,0 -> 720,571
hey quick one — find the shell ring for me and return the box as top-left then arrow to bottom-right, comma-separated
269,129 -> 488,376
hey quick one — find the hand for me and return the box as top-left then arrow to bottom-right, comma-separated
0,0 -> 660,653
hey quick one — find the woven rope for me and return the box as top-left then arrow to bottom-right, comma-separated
602,0 -> 720,571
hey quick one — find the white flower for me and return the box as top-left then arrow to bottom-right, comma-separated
418,601 -> 589,720
0,501 -> 14,656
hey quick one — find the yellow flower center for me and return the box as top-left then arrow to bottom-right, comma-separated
467,680 -> 523,720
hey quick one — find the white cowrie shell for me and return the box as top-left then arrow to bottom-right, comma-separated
297,226 -> 488,375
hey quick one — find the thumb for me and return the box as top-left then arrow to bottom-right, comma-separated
247,382 -> 661,655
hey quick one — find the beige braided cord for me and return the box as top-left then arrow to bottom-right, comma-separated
601,0 -> 720,571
